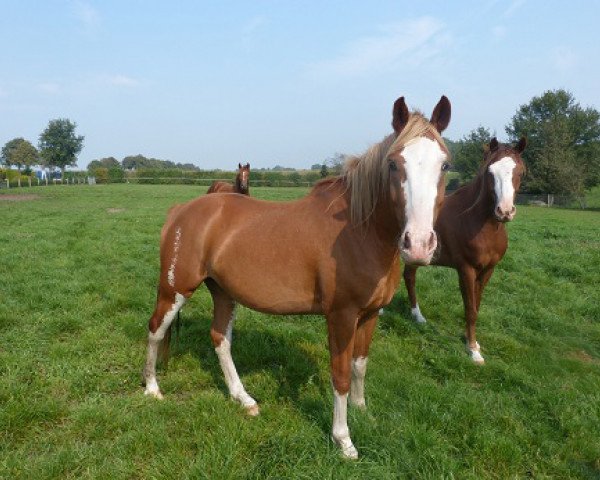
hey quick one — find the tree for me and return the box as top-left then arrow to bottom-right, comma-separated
38,119 -> 84,177
320,163 -> 329,178
2,137 -> 38,171
326,152 -> 346,175
87,157 -> 120,172
506,89 -> 600,194
453,126 -> 493,182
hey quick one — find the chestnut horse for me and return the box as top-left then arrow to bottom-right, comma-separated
403,137 -> 526,363
143,95 -> 452,458
207,163 -> 250,195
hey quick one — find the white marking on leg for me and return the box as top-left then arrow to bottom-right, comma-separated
144,293 -> 186,398
215,335 -> 258,414
411,303 -> 427,323
332,388 -> 358,459
350,356 -> 368,409
167,227 -> 182,287
467,341 -> 485,364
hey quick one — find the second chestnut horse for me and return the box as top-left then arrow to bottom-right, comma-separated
207,163 -> 250,195
403,137 -> 526,363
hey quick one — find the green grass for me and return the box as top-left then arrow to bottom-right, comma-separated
1,184 -> 599,479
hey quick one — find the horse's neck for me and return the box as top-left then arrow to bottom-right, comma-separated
234,176 -> 245,193
371,196 -> 403,249
458,171 -> 500,228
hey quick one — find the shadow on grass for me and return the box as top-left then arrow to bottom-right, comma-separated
162,310 -> 332,433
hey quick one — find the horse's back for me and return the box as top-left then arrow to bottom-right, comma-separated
207,181 -> 234,194
161,190 -> 345,313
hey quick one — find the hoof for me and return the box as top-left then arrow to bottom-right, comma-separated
342,444 -> 359,460
467,342 -> 485,364
332,436 -> 359,459
471,351 -> 485,364
144,389 -> 164,400
411,305 -> 427,324
245,404 -> 260,416
350,398 -> 367,411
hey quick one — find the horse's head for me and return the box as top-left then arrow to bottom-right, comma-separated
237,162 -> 250,192
485,137 -> 526,222
387,96 -> 451,266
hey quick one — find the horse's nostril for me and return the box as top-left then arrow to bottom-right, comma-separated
402,232 -> 411,250
427,232 -> 436,250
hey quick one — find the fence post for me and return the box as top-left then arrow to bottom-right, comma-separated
5,179 -> 8,189
45,177 -> 48,186
28,177 -> 32,187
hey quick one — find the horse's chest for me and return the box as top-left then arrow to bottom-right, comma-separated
466,232 -> 507,270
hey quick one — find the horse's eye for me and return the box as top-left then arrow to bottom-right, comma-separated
389,161 -> 398,172
441,162 -> 450,172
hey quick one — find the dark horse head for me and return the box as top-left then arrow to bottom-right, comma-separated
484,137 -> 527,222
236,163 -> 250,194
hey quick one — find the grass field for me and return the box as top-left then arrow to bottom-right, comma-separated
1,184 -> 599,479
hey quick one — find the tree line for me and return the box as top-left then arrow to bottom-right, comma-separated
3,89 -> 599,198
452,89 -> 600,197
0,119 -> 84,178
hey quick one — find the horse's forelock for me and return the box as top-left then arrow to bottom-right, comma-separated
343,113 -> 446,226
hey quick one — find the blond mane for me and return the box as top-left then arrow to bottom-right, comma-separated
343,112 -> 445,226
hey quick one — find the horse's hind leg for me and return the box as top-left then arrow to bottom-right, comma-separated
143,288 -> 186,399
206,279 -> 259,416
350,310 -> 378,410
404,265 -> 426,323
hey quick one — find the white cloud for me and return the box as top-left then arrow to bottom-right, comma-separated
243,15 -> 268,36
503,0 -> 526,18
307,17 -> 448,78
551,47 -> 578,71
105,75 -> 140,87
242,15 -> 268,49
492,25 -> 507,39
73,0 -> 100,32
37,82 -> 61,94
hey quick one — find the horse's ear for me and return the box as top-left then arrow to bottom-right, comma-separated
490,137 -> 499,152
430,95 -> 451,133
245,162 -> 250,169
483,143 -> 490,154
392,96 -> 409,134
238,163 -> 242,169
515,136 -> 527,153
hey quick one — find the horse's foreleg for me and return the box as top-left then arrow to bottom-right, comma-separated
458,267 -> 483,364
403,265 -> 426,323
143,290 -> 187,399
207,280 -> 258,416
327,309 -> 359,459
350,311 -> 378,410
471,266 -> 495,361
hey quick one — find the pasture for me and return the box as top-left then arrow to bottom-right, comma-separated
1,184 -> 599,479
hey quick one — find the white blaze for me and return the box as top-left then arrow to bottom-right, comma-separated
489,156 -> 516,213
401,137 -> 445,249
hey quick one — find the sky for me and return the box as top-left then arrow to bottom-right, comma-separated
1,0 -> 599,170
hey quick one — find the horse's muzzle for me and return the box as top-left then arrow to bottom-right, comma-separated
399,230 -> 437,266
